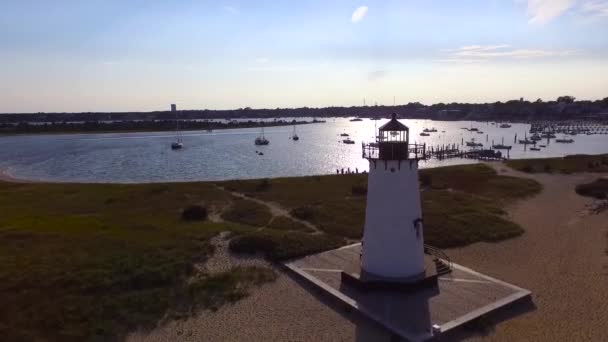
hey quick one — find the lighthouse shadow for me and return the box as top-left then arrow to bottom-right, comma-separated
439,298 -> 537,341
281,269 -> 395,341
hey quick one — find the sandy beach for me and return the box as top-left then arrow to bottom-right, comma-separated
453,164 -> 608,341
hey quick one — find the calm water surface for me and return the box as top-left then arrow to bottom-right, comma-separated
1,118 -> 607,183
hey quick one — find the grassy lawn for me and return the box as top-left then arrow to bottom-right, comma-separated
506,154 -> 608,173
0,163 -> 542,340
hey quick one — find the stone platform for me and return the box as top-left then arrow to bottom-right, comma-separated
284,243 -> 531,341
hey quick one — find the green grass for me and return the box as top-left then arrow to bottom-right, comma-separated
222,175 -> 368,238
422,190 -> 524,248
268,215 -> 315,233
575,178 -> 608,199
220,164 -> 541,244
228,230 -> 345,260
506,154 -> 608,174
221,198 -> 272,227
0,181 -> 274,341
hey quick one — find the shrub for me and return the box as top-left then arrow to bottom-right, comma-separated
221,199 -> 272,227
181,205 -> 208,221
521,165 -> 533,173
256,179 -> 271,192
351,184 -> 367,196
229,230 -> 345,260
291,206 -> 315,221
575,179 -> 608,199
268,216 -> 314,232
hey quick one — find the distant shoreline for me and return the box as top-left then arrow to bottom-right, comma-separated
0,119 -> 323,136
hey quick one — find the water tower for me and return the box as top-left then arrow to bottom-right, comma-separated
358,113 -> 429,284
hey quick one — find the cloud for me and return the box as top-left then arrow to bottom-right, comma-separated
223,5 -> 238,14
443,44 -> 579,61
581,1 -> 608,17
367,70 -> 387,81
351,6 -> 368,23
518,0 -> 608,24
255,57 -> 270,64
519,0 -> 575,24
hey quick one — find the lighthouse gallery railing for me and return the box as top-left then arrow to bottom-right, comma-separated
362,142 -> 427,160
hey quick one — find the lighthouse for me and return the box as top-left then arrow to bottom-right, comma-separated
361,113 -> 427,281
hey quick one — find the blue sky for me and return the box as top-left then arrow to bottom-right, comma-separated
1,0 -> 607,112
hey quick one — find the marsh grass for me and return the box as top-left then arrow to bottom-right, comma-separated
221,198 -> 273,227
506,154 -> 608,174
0,181 -> 269,341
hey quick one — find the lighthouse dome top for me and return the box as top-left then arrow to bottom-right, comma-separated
379,113 -> 409,132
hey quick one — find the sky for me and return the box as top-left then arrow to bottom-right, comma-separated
1,0 -> 608,113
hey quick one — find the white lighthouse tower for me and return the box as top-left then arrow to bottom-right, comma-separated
361,113 -> 427,281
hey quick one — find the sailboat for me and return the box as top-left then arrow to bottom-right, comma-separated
171,111 -> 183,150
255,125 -> 269,145
291,124 -> 299,141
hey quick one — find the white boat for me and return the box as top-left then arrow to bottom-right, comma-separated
291,124 -> 299,141
255,126 -> 270,145
465,138 -> 483,147
171,111 -> 183,150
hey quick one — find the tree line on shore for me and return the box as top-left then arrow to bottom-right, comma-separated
1,96 -> 607,124
0,119 -> 320,134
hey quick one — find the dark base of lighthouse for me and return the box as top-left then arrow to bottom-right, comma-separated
341,261 -> 439,292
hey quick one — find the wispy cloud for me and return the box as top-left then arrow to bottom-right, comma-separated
522,0 -> 575,24
367,70 -> 387,81
255,57 -> 270,64
581,1 -> 608,17
443,44 -> 579,61
518,0 -> 608,24
222,5 -> 238,14
351,6 -> 368,23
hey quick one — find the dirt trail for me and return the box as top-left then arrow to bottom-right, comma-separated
216,185 -> 324,235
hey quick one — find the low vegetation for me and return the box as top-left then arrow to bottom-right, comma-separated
220,164 -> 541,247
228,230 -> 345,260
268,215 -> 315,233
178,266 -> 277,315
182,205 -> 208,221
0,181 -> 271,341
575,178 -> 608,199
221,198 -> 272,227
506,154 -> 608,174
